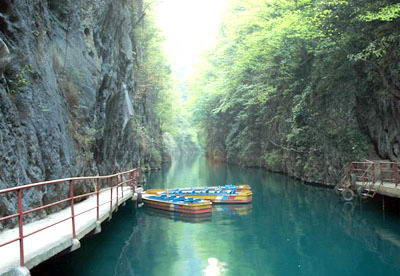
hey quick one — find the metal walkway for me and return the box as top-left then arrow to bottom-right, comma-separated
0,169 -> 140,275
336,161 -> 400,200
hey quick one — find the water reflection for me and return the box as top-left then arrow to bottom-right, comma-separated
143,207 -> 212,223
34,156 -> 400,276
212,204 -> 252,216
203,258 -> 227,276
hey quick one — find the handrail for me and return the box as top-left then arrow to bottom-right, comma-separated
348,161 -> 400,189
0,167 -> 141,270
0,168 -> 139,194
351,161 -> 396,165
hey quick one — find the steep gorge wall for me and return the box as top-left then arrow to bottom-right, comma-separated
0,0 -> 164,228
200,1 -> 400,186
204,65 -> 400,185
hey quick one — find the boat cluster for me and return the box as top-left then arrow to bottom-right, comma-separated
142,185 -> 252,214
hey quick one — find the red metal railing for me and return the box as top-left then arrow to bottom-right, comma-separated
349,161 -> 400,187
0,168 -> 140,268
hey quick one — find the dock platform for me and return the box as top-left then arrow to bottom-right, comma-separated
355,181 -> 400,198
337,161 -> 400,200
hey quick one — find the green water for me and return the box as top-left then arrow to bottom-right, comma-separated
33,157 -> 400,276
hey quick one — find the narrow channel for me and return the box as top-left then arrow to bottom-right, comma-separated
33,157 -> 400,276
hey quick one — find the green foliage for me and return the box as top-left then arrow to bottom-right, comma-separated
8,65 -> 32,94
132,1 -> 172,125
191,0 -> 399,180
359,3 -> 400,21
263,152 -> 283,171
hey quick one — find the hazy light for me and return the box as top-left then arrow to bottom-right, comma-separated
155,0 -> 229,82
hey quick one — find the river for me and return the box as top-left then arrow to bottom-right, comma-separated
33,157 -> 400,275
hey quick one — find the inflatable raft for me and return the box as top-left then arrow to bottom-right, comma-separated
142,194 -> 212,214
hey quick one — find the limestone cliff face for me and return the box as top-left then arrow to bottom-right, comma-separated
0,0 -> 164,228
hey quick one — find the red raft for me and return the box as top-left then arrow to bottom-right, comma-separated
142,194 -> 212,214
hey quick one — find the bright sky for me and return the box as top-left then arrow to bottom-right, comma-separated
155,0 -> 229,87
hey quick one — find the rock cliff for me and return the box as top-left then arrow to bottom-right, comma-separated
0,0 -> 165,228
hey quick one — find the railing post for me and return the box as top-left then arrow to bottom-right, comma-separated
130,171 -> 135,201
17,189 -> 25,267
15,188 -> 30,275
69,180 -> 76,239
394,165 -> 399,187
96,179 -> 100,221
121,174 -> 124,198
134,170 -> 138,187
69,180 -> 80,251
115,176 -> 119,211
372,163 -> 376,183
120,174 -> 126,206
109,178 -> 113,219
133,170 -> 137,186
95,178 -> 101,234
